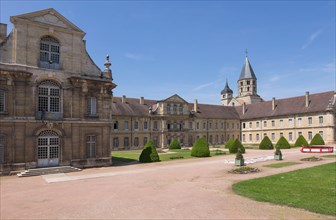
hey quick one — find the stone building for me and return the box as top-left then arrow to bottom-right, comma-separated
0,8 -> 335,174
0,8 -> 116,174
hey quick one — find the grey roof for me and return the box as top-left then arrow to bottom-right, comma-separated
221,80 -> 233,94
239,57 -> 257,80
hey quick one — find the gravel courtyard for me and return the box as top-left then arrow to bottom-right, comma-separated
1,148 -> 335,219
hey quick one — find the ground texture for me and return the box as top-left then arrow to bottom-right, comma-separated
1,148 -> 335,219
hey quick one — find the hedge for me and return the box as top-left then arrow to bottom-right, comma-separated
169,138 -> 181,149
259,136 -> 274,150
229,139 -> 245,154
225,138 -> 234,149
139,140 -> 160,163
310,134 -> 325,145
294,135 -> 308,147
191,137 -> 210,157
275,136 -> 291,149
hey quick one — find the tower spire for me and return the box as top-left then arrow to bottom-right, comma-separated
245,48 -> 248,57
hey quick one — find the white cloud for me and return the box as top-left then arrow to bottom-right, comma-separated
301,29 -> 323,49
124,53 -> 145,60
193,78 -> 225,91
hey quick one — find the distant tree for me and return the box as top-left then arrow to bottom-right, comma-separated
294,135 -> 308,147
229,139 -> 245,154
169,138 -> 181,150
275,136 -> 291,149
259,136 -> 274,150
191,137 -> 210,157
310,134 -> 325,145
139,140 -> 160,163
225,138 -> 234,149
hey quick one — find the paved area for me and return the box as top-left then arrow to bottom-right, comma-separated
1,148 -> 335,219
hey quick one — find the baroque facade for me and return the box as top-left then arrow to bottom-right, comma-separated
0,9 -> 335,174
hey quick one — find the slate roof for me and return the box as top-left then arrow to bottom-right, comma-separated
191,104 -> 240,119
221,80 -> 233,94
111,97 -> 156,116
236,91 -> 335,120
239,57 -> 257,80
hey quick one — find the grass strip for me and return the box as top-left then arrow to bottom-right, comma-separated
263,161 -> 301,168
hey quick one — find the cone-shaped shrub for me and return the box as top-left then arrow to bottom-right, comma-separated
294,135 -> 308,147
191,137 -> 210,157
139,140 -> 160,163
275,136 -> 291,149
229,139 -> 245,153
169,138 -> 181,149
259,136 -> 274,150
310,134 -> 325,145
225,138 -> 234,149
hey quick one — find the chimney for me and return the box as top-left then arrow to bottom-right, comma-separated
272,97 -> 276,110
194,99 -> 198,112
0,23 -> 7,43
140,97 -> 144,105
242,102 -> 246,115
122,95 -> 126,103
305,91 -> 309,107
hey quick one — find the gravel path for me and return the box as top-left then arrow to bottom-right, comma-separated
1,148 -> 335,219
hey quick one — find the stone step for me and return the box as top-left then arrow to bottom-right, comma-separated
17,166 -> 81,177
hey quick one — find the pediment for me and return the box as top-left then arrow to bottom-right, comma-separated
11,8 -> 84,33
161,94 -> 188,104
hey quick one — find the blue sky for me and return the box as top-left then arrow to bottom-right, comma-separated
1,1 -> 335,104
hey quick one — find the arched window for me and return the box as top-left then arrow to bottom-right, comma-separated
40,36 -> 60,69
38,80 -> 60,113
37,130 -> 59,167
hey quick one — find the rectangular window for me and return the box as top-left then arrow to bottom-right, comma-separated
289,132 -> 293,141
113,121 -> 119,130
289,118 -> 293,127
271,120 -> 275,127
280,119 -> 283,127
298,132 -> 302,137
209,135 -> 213,144
237,123 -> 240,129
231,123 -> 234,129
264,133 -> 267,137
264,121 -> 267,127
308,131 -> 312,140
0,90 -> 5,113
249,134 -> 252,141
319,116 -> 323,124
113,137 -> 119,149
134,137 -> 139,147
298,118 -> 302,126
280,132 -> 283,137
249,122 -> 252,128
242,134 -> 245,142
124,137 -> 129,149
256,121 -> 259,128
256,134 -> 260,141
319,131 -> 323,138
196,122 -> 199,130
308,117 -> 312,125
209,123 -> 212,129
243,123 -> 246,129
143,137 -> 148,145
124,121 -> 129,131
189,122 -> 193,129
203,123 -> 206,130
87,97 -> 97,115
153,121 -> 158,130
134,121 -> 139,130
86,135 -> 96,158
221,123 -> 224,129
271,133 -> 275,141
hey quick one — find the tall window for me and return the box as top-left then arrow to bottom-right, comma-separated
289,132 -> 293,141
242,134 -> 245,142
113,121 -> 119,130
308,131 -> 312,140
134,121 -> 139,130
153,121 -> 158,130
143,137 -> 148,145
179,104 -> 183,114
40,36 -> 60,69
144,121 -> 148,130
264,121 -> 267,127
280,119 -> 284,127
308,117 -> 312,125
124,121 -> 129,131
134,137 -> 139,147
38,80 -> 60,113
298,118 -> 302,126
166,104 -> 171,114
256,134 -> 260,141
271,133 -> 275,141
173,105 -> 177,114
124,137 -> 129,149
113,137 -> 119,149
271,120 -> 275,127
256,121 -> 259,128
189,122 -> 193,129
86,135 -> 96,158
87,97 -> 97,116
0,135 -> 5,163
319,116 -> 323,124
289,118 -> 293,127
249,134 -> 252,141
319,131 -> 324,138
0,90 -> 5,113
249,122 -> 252,128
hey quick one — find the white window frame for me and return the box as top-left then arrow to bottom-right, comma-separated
86,135 -> 96,158
87,97 -> 97,116
38,80 -> 61,113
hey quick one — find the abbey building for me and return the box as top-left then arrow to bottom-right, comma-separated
0,9 -> 335,174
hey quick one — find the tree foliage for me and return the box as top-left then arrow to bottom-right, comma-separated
191,137 -> 210,157
229,139 -> 245,154
310,134 -> 325,145
275,136 -> 291,149
259,136 -> 274,150
169,138 -> 181,149
139,140 -> 160,163
294,135 -> 309,147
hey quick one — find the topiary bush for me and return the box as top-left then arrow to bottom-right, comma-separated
139,140 -> 160,163
275,136 -> 291,149
259,136 -> 274,150
169,138 -> 181,149
225,138 -> 234,149
294,135 -> 308,147
191,137 -> 210,157
310,134 -> 325,145
229,139 -> 246,153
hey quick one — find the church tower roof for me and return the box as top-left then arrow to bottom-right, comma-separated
221,80 -> 233,94
239,56 -> 257,80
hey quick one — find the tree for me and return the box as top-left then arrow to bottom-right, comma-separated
294,135 -> 308,147
169,138 -> 181,149
229,139 -> 246,154
139,140 -> 160,163
275,136 -> 291,149
310,134 -> 325,145
191,137 -> 210,157
225,138 -> 234,149
259,136 -> 274,150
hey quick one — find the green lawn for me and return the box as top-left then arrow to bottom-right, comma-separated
112,149 -> 228,163
232,163 -> 336,216
263,161 -> 301,168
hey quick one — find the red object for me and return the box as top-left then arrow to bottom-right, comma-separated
300,145 -> 334,153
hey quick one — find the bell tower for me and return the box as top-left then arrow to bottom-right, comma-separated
220,80 -> 233,106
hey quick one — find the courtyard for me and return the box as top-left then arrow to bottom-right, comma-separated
1,148 -> 335,219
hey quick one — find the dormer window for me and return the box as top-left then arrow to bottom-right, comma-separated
40,36 -> 60,69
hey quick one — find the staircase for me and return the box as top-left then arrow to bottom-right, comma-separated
17,166 -> 81,177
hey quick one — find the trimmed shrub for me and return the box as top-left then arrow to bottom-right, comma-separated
310,134 -> 325,145
225,138 -> 234,149
275,136 -> 291,149
229,139 -> 246,154
191,137 -> 210,157
294,135 -> 309,147
169,138 -> 181,149
139,140 -> 160,163
259,136 -> 274,150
